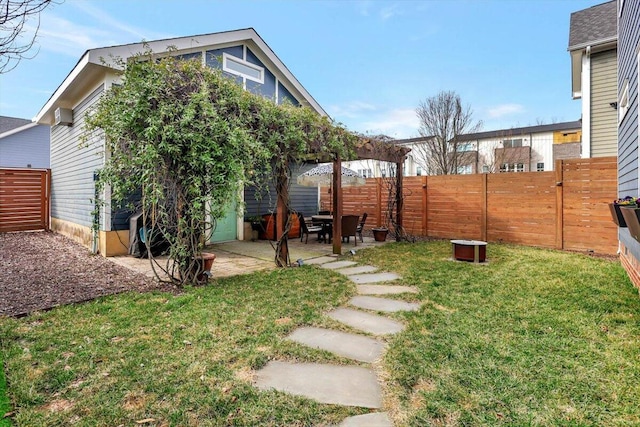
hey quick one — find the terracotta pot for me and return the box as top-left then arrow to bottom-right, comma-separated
372,228 -> 388,242
196,252 -> 216,282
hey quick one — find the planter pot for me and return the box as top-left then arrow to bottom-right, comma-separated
195,252 -> 216,283
372,228 -> 389,242
620,207 -> 640,242
609,203 -> 629,227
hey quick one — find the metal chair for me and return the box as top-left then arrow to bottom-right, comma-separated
356,212 -> 368,242
298,213 -> 323,244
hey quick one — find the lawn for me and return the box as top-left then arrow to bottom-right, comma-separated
1,241 -> 639,426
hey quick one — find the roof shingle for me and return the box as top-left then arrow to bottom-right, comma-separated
568,1 -> 617,50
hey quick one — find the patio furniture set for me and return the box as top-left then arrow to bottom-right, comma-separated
299,212 -> 368,245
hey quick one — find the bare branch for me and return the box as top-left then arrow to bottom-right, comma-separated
0,0 -> 60,73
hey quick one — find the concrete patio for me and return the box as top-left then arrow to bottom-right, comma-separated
110,236 -> 387,280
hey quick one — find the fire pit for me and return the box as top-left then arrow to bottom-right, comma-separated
450,240 -> 487,263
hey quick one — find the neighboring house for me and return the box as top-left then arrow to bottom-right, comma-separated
456,121 -> 582,173
0,116 -> 50,168
568,0 -> 618,158
616,0 -> 640,289
348,121 -> 581,177
34,28 -> 326,256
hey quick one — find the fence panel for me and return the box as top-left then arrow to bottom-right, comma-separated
426,174 -> 483,239
0,168 -> 51,232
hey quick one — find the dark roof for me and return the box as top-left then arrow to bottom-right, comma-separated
0,116 -> 31,134
391,136 -> 433,145
568,1 -> 617,50
457,121 -> 582,142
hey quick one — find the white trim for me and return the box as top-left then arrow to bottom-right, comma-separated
0,122 -> 39,139
619,78 -> 630,124
581,48 -> 591,158
619,0 -> 625,17
222,52 -> 264,84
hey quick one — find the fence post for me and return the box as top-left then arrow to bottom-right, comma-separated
481,174 -> 488,241
555,159 -> 564,250
422,176 -> 428,236
376,177 -> 382,227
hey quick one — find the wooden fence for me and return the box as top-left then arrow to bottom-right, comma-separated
0,168 -> 51,233
321,157 -> 618,255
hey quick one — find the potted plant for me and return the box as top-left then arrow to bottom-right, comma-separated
609,196 -> 637,227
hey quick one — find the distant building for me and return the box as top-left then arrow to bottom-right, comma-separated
0,116 -> 50,168
568,0 -> 617,158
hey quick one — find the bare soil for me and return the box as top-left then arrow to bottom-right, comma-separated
0,231 -> 176,317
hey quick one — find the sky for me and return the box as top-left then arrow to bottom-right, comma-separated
0,0 -> 606,139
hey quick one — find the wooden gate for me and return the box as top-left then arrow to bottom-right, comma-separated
0,168 -> 51,232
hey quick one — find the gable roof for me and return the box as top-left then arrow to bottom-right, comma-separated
457,121 -> 582,142
568,1 -> 617,51
0,116 -> 31,134
35,28 -> 326,124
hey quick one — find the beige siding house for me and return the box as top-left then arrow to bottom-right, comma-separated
568,1 -> 617,158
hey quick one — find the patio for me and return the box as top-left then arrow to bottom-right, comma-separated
110,235 -> 387,281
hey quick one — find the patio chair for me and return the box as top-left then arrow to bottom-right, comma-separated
356,212 -> 368,242
341,214 -> 360,246
298,213 -> 323,244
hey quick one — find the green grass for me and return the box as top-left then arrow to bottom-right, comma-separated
0,350 -> 10,427
1,242 -> 639,426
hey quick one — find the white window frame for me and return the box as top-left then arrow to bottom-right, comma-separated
222,52 -> 264,84
536,162 -> 544,172
619,78 -> 629,124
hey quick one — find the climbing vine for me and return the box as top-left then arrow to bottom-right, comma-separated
85,50 -> 358,284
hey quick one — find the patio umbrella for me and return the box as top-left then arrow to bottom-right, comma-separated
296,164 -> 366,187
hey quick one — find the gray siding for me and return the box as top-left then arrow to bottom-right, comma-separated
591,49 -> 618,157
244,163 -> 319,218
618,0 -> 640,255
0,124 -> 50,168
50,85 -> 104,228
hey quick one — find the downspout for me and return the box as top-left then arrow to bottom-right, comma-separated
92,171 -> 100,254
581,46 -> 592,158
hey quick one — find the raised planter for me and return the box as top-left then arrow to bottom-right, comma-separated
450,239 -> 487,263
609,203 -> 629,227
620,207 -> 640,242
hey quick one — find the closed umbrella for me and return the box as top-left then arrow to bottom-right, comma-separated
296,164 -> 366,187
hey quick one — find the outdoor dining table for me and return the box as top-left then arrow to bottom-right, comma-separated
311,215 -> 333,243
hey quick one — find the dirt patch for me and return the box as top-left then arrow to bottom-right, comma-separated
0,231 -> 177,317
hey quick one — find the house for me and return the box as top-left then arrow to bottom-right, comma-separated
568,0 -> 618,158
347,121 -> 581,177
0,116 -> 50,168
34,28 -> 326,256
616,0 -> 640,289
455,121 -> 582,173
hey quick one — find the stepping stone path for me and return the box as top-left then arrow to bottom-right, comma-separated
254,258 -> 422,427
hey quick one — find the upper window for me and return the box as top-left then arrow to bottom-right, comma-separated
502,138 -> 523,148
536,162 -> 544,172
619,79 -> 630,124
416,166 -> 422,176
358,169 -> 373,179
223,53 -> 264,84
457,164 -> 472,175
457,142 -> 474,152
482,165 -> 490,173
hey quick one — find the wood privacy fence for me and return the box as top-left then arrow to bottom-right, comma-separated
0,168 -> 51,233
321,157 -> 619,255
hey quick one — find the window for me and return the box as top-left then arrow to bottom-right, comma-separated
457,142 -> 474,152
536,162 -> 544,172
500,163 -> 525,173
619,79 -> 629,124
223,53 -> 264,83
502,138 -> 523,148
358,169 -> 373,179
500,163 -> 508,173
416,166 -> 422,176
482,165 -> 489,173
516,163 -> 524,172
456,164 -> 472,174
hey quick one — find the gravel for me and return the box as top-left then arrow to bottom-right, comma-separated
0,231 -> 176,317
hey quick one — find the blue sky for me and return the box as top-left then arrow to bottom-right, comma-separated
0,0 -> 604,138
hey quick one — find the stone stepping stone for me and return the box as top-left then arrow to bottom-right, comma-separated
321,260 -> 358,270
254,361 -> 382,408
338,412 -> 393,426
357,284 -> 418,295
348,272 -> 401,284
328,308 -> 404,335
334,265 -> 378,276
350,296 -> 421,313
287,326 -> 384,363
305,256 -> 337,265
